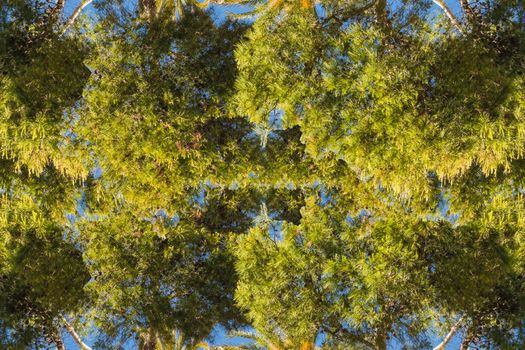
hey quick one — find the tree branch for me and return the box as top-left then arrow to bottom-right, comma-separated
432,0 -> 464,33
61,316 -> 93,350
52,330 -> 66,350
49,0 -> 66,19
433,316 -> 464,350
61,0 -> 94,35
459,0 -> 475,20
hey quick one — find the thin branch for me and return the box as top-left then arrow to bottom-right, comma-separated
61,0 -> 94,35
459,0 -> 475,20
61,316 -> 93,350
49,0 -> 66,19
318,1 -> 376,27
433,316 -> 465,350
459,0 -> 484,29
432,0 -> 464,33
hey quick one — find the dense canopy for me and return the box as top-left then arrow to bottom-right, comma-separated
1,0 -> 525,348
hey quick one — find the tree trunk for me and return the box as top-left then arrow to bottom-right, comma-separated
375,0 -> 388,30
61,316 -> 93,350
140,0 -> 157,22
48,0 -> 65,20
433,317 -> 464,350
61,0 -> 95,35
52,330 -> 66,350
460,330 -> 474,350
374,331 -> 387,350
460,337 -> 472,350
374,0 -> 394,50
141,328 -> 157,350
431,0 -> 464,33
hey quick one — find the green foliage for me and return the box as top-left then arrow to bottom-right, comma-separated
235,197 -> 432,349
234,2 -> 525,197
80,208 -> 242,348
78,10 -> 254,214
0,223 -> 89,349
0,0 -> 90,178
2,0 -> 525,349
0,2 -> 91,348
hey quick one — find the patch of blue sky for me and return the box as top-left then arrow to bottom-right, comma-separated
190,183 -> 207,206
269,220 -> 284,242
209,4 -> 255,22
229,181 -> 240,190
422,190 -> 460,225
318,184 -> 336,206
345,208 -> 370,226
285,181 -> 296,190
91,162 -> 103,179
